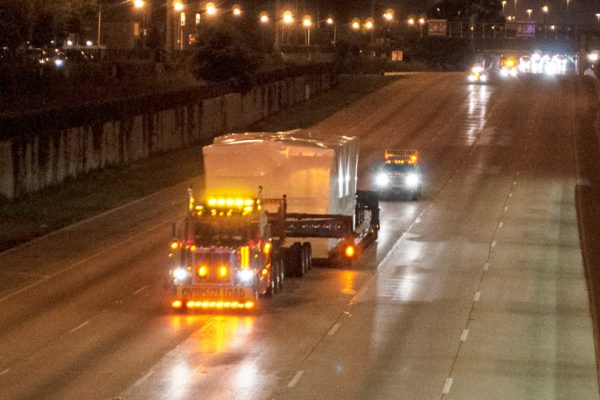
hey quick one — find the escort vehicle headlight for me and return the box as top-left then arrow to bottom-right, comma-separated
479,74 -> 488,83
376,173 -> 389,187
172,267 -> 190,283
237,269 -> 255,283
468,74 -> 477,82
405,173 -> 420,188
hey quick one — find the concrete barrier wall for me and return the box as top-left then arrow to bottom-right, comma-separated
0,72 -> 336,199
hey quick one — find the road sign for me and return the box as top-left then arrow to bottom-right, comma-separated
515,22 -> 535,37
427,19 -> 447,37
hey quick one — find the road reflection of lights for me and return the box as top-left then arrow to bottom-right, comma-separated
464,84 -> 490,146
168,362 -> 191,399
406,241 -> 423,262
234,362 -> 258,388
341,270 -> 358,295
198,316 -> 254,353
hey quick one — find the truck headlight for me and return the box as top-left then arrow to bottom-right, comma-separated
172,267 -> 191,283
237,269 -> 254,283
376,173 -> 389,187
468,74 -> 477,82
479,74 -> 488,83
405,173 -> 420,188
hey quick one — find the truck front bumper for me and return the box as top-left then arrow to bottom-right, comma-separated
170,284 -> 256,310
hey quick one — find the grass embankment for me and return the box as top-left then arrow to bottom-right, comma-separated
0,74 -> 399,252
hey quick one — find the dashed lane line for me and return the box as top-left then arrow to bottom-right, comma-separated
0,219 -> 173,305
69,320 -> 90,334
327,323 -> 341,336
287,371 -> 304,388
134,285 -> 149,295
442,378 -> 454,394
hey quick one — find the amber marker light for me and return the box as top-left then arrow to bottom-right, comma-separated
219,266 -> 228,277
245,301 -> 255,309
198,266 -> 208,277
170,242 -> 179,250
172,300 -> 183,308
345,245 -> 356,258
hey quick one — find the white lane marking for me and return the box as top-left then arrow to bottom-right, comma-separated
512,180 -> 517,186
442,378 -> 454,394
474,291 -> 481,302
0,368 -> 10,376
460,329 -> 469,341
498,221 -> 504,228
134,370 -> 155,387
0,220 -> 172,304
483,262 -> 489,271
491,240 -> 497,248
328,323 -> 341,336
70,320 -> 90,334
0,178 -> 194,258
134,285 -> 149,295
287,370 -> 304,388
415,217 -> 422,224
504,206 -> 508,212
509,192 -> 513,198
516,171 -> 521,176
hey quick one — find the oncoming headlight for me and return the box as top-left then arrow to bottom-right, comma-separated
376,173 -> 389,187
405,173 -> 420,188
479,74 -> 488,83
237,269 -> 254,283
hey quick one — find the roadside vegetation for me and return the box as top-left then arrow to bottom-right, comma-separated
0,74 -> 399,252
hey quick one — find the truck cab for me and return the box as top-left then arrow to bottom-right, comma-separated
375,150 -> 422,200
167,196 -> 284,311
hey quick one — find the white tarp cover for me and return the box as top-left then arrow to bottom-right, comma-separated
203,129 -> 359,216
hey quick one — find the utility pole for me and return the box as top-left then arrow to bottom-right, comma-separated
274,0 -> 281,51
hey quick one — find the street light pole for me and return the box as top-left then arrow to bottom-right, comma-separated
97,1 -> 102,46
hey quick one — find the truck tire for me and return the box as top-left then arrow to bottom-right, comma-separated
302,242 -> 312,271
284,243 -> 304,278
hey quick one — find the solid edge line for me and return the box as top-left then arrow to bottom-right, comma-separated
0,219 -> 172,304
287,370 -> 304,388
0,368 -> 10,376
0,177 -> 196,258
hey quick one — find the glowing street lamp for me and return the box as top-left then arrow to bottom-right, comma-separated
174,1 -> 184,12
282,10 -> 294,45
232,4 -> 241,17
326,16 -> 336,46
542,5 -> 548,38
502,0 -> 507,14
383,9 -> 394,22
364,18 -> 374,31
596,13 -> 600,24
351,18 -> 361,31
282,10 -> 294,24
133,0 -> 144,9
205,2 -> 217,16
302,15 -> 312,47
526,8 -> 532,20
407,17 -> 415,26
259,12 -> 269,24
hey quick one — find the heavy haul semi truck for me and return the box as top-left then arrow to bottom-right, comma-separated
166,130 -> 380,311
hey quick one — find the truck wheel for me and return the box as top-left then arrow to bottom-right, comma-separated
302,242 -> 312,271
277,256 -> 285,292
285,243 -> 304,278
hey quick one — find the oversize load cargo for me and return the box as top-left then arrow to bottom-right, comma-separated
203,129 -> 358,216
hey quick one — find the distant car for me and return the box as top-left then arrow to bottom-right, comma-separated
375,150 -> 422,200
468,65 -> 489,84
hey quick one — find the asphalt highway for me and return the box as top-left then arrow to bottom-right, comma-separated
0,72 -> 597,400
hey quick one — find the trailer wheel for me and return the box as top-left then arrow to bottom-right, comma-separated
302,242 -> 312,271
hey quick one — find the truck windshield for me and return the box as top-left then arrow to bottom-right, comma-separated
194,221 -> 251,246
384,164 -> 418,173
